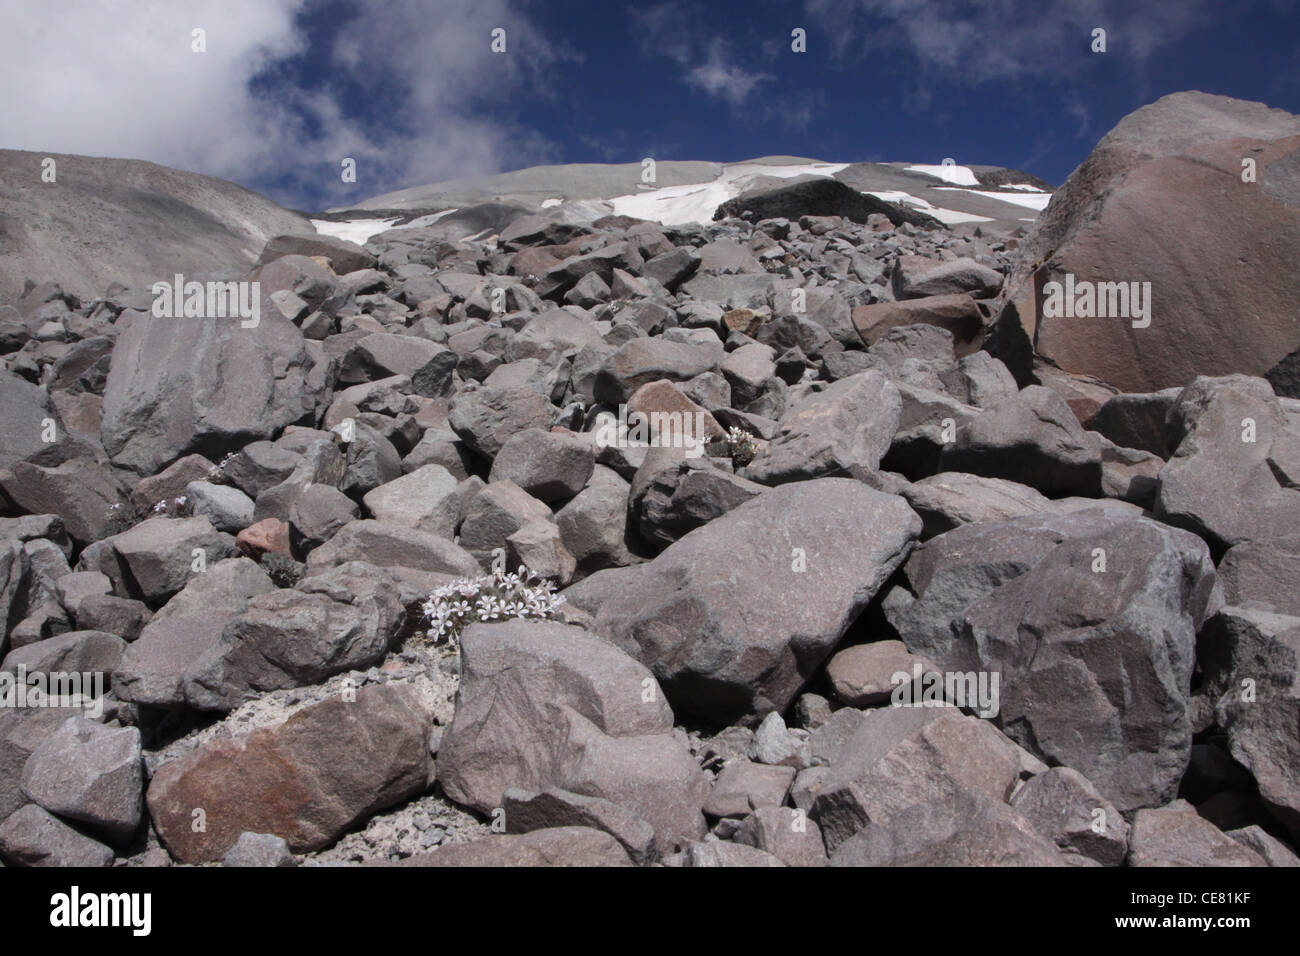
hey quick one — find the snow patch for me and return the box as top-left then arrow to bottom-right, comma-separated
933,187 -> 1053,212
864,190 -> 993,225
392,208 -> 459,230
607,161 -> 849,226
540,198 -> 563,208
905,163 -> 980,186
311,217 -> 400,244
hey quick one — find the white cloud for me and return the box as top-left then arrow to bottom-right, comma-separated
684,42 -> 773,107
0,0 -> 570,208
632,4 -> 772,108
803,0 -> 1214,82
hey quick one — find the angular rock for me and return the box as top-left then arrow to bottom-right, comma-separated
184,480 -> 255,533
1127,802 -> 1266,867
0,803 -> 115,867
399,826 -> 632,867
939,385 -> 1103,496
1010,91 -> 1300,394
829,790 -> 1065,866
222,831 -> 296,867
811,707 -> 1034,852
826,641 -> 935,707
732,805 -> 827,867
448,385 -> 556,462
888,511 -> 1220,812
1198,606 -> 1300,838
19,717 -> 143,843
1009,767 -> 1130,866
579,478 -> 920,723
437,622 -> 708,855
109,516 -> 235,605
489,429 -> 595,502
304,520 -> 479,577
743,372 -> 902,485
702,760 -> 796,819
100,305 -> 327,476
363,464 -> 461,539
901,472 -> 1052,538
147,683 -> 431,862
501,787 -> 657,866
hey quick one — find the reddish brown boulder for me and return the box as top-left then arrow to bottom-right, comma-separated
1006,91 -> 1300,394
851,293 -> 984,356
146,684 -> 430,862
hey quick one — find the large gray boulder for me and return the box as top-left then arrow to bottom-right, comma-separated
180,562 -> 405,712
19,717 -> 143,844
437,622 -> 708,856
1154,375 -> 1300,551
100,306 -> 328,476
575,478 -> 920,723
887,511 -> 1221,812
742,371 -> 902,485
938,385 -> 1103,496
829,790 -> 1065,867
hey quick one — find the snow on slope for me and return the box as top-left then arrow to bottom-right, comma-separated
608,161 -> 849,225
863,190 -> 993,225
932,187 -> 1053,211
311,208 -> 460,244
311,217 -> 400,244
904,163 -> 980,186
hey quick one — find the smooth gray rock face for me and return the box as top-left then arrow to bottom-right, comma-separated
901,471 -> 1053,538
181,561 -> 405,712
742,371 -> 902,485
363,464 -> 461,539
437,622 -> 708,856
580,478 -> 920,724
448,385 -> 556,461
107,516 -> 235,606
101,307 -> 328,477
112,558 -> 274,710
0,371 -> 84,473
1127,802 -> 1266,867
594,337 -> 721,405
0,803 -> 115,867
20,717 -> 143,843
184,480 -> 255,533
887,511 -> 1221,812
938,385 -> 1103,496
304,520 -> 479,577
489,428 -> 595,502
1155,375 -> 1300,551
829,790 -> 1065,867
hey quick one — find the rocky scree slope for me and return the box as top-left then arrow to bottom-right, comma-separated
1,97 -> 1299,868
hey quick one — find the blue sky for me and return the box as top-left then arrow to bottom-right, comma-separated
2,0 -> 1298,211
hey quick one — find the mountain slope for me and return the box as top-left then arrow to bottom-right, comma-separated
0,149 -> 314,302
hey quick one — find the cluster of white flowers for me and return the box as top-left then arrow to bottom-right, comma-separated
207,453 -> 238,482
151,496 -> 188,515
422,565 -> 566,646
725,426 -> 759,467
